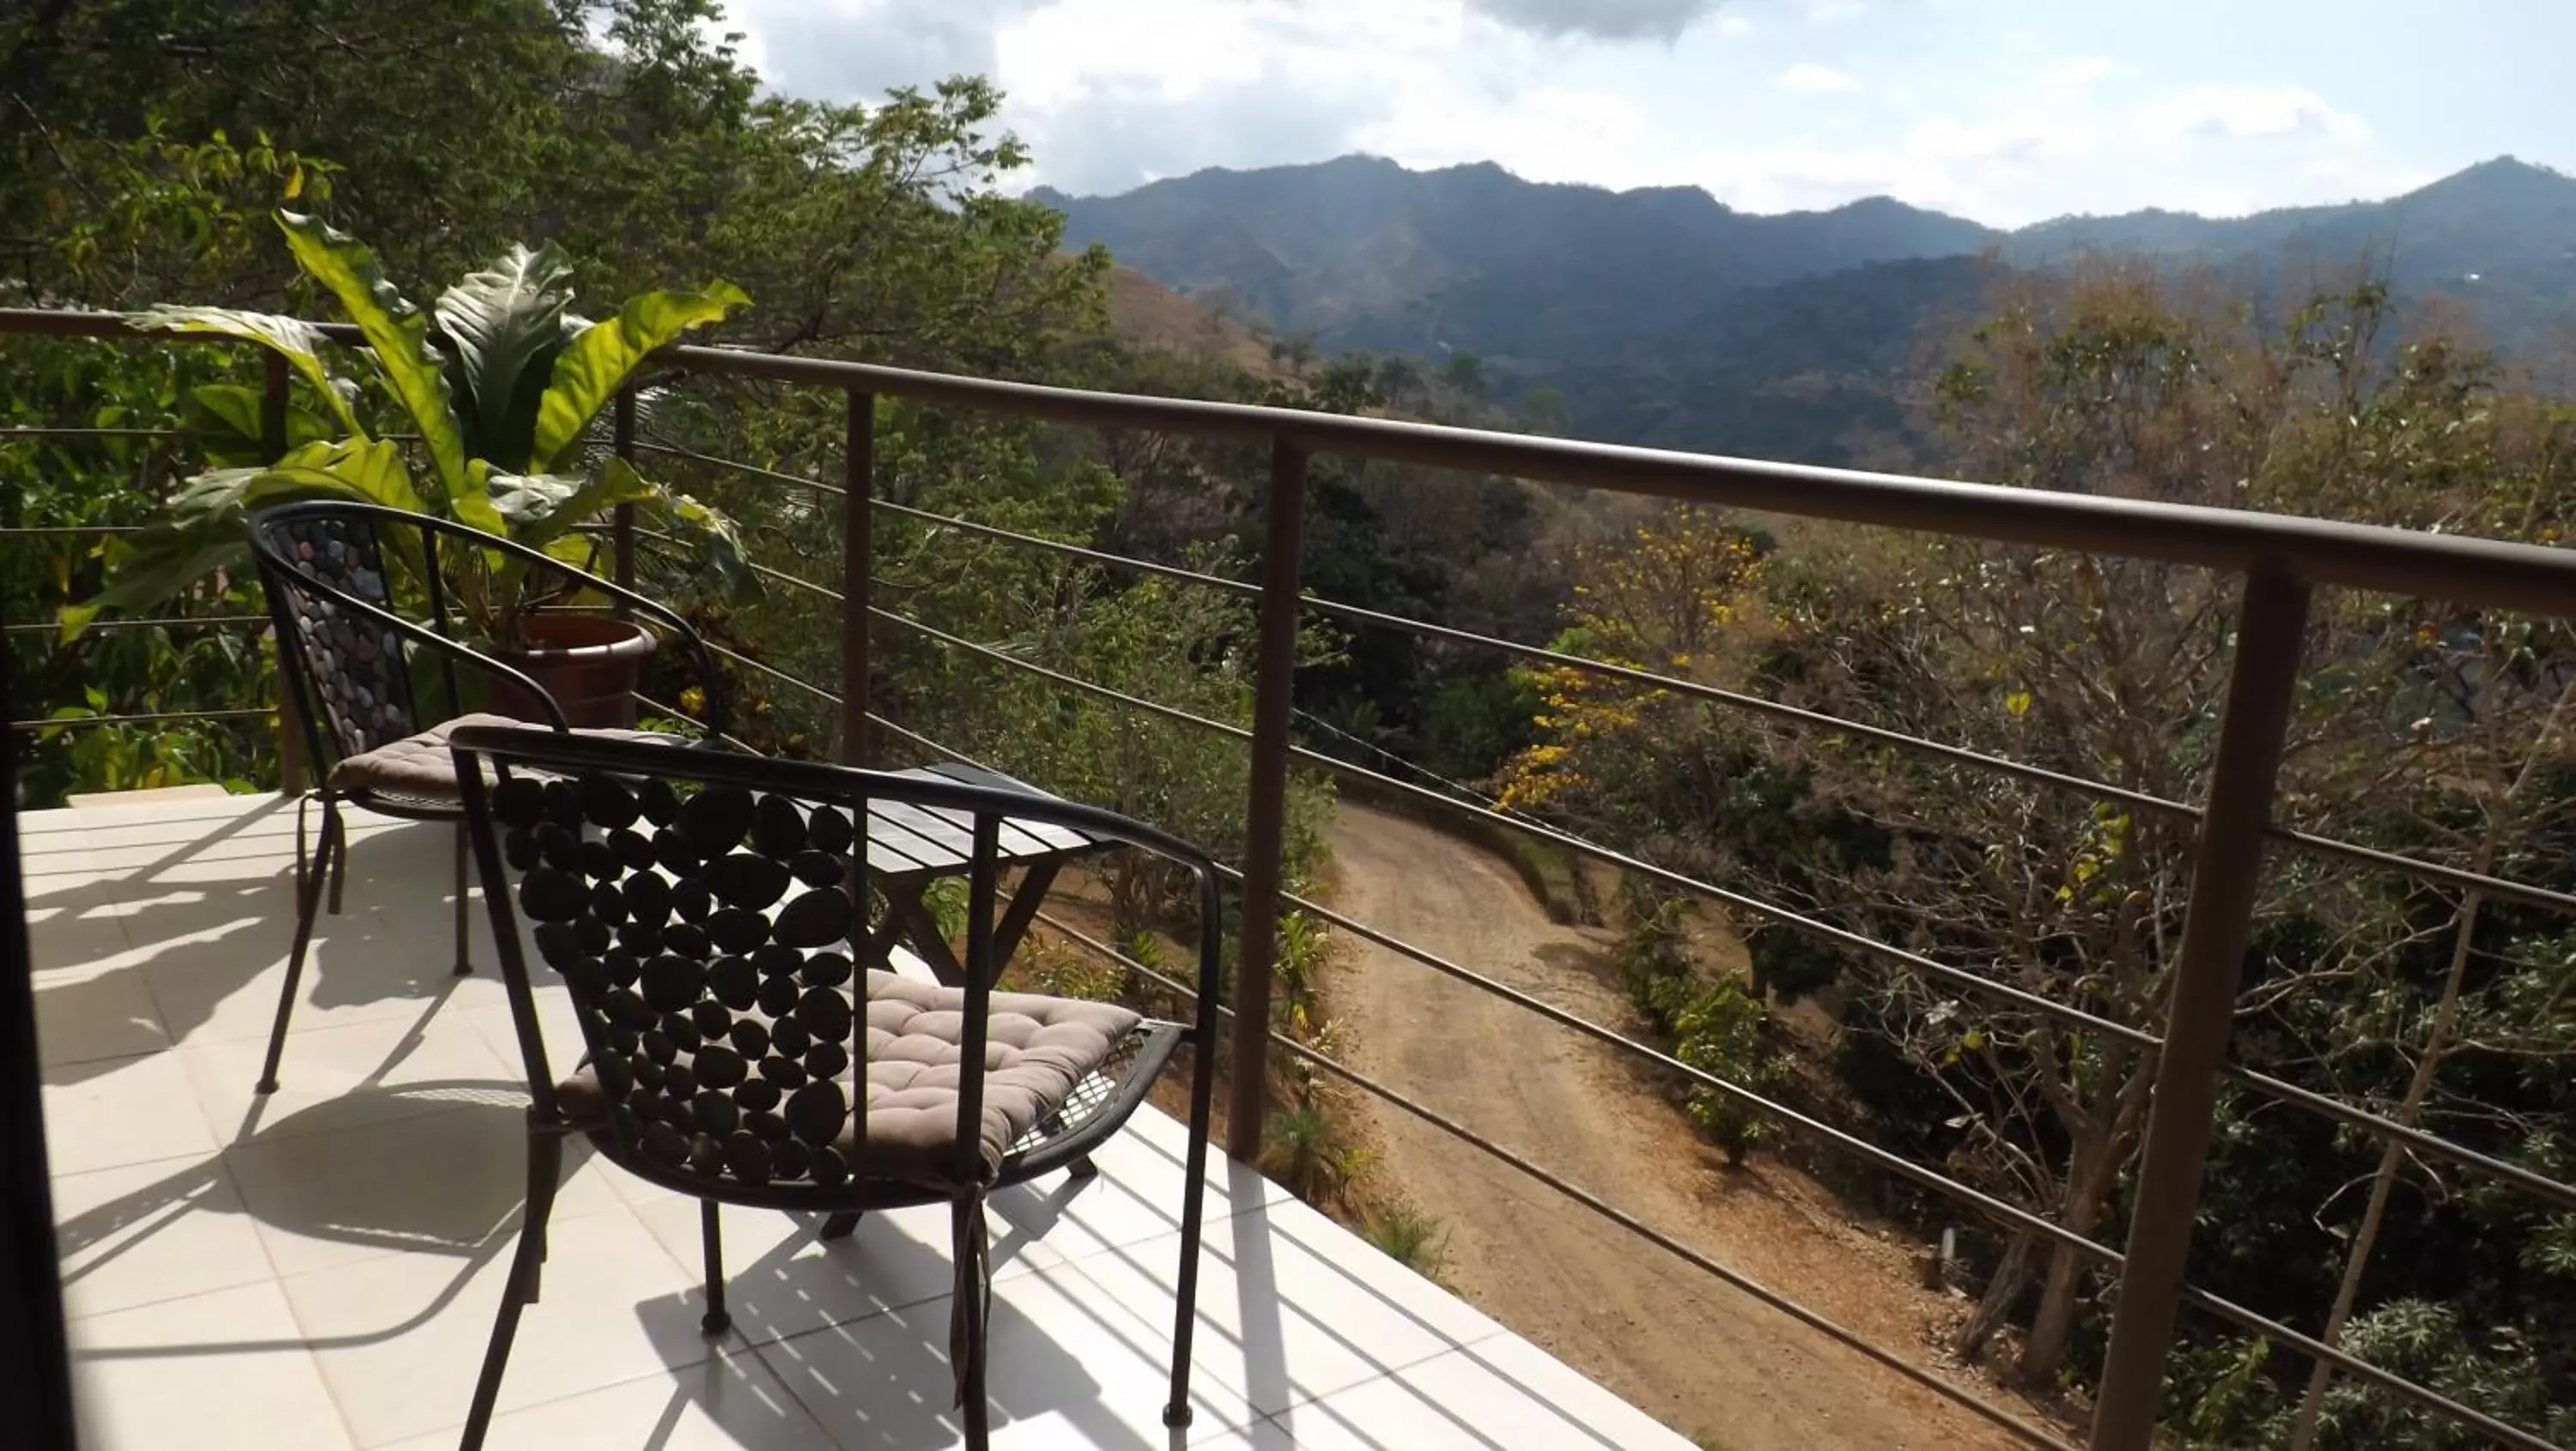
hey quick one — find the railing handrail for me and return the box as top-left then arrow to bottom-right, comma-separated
9,306 -> 2576,613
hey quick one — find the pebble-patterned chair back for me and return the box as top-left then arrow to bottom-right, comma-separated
250,509 -> 428,765
486,766 -> 874,1193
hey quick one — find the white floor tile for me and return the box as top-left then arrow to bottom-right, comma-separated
24,871 -> 134,963
284,1202 -> 706,1448
52,1156 -> 275,1320
135,895 -> 477,1049
632,1195 -> 1063,1349
27,793 -> 1687,1451
1048,1194 -> 1499,1418
68,1279 -> 354,1451
1274,1333 -> 1699,1451
755,1263 -> 1261,1450
40,1049 -> 219,1176
181,998 -> 513,1145
225,1101 -> 623,1278
369,1345 -> 838,1451
32,958 -> 173,1066
1193,1423 -> 1297,1450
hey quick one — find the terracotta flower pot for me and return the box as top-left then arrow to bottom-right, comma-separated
482,613 -> 657,729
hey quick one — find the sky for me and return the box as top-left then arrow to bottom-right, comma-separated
712,0 -> 2576,228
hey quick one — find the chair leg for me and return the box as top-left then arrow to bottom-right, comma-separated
460,1132 -> 562,1451
1067,1156 -> 1100,1181
953,1197 -> 990,1451
452,820 -> 474,977
817,1211 -> 862,1241
699,1199 -> 731,1335
255,802 -> 340,1095
325,798 -> 349,916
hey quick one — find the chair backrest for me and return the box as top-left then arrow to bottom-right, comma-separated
447,726 -> 1224,1202
246,502 -> 458,771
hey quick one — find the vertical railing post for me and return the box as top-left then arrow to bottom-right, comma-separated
841,389 -> 875,768
611,388 -> 637,604
261,350 -> 307,798
2090,565 -> 2310,1449
1227,436 -> 1309,1164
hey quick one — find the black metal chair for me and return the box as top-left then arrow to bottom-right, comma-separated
445,726 -> 1221,1450
246,499 -> 732,1095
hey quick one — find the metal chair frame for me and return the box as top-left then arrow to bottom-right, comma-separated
447,726 -> 1223,1450
245,500 -> 732,1094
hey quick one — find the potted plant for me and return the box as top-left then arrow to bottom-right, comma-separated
65,210 -> 754,726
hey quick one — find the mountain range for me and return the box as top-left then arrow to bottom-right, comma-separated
1040,155 -> 2576,464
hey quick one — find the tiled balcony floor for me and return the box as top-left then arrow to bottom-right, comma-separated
26,789 -> 1694,1450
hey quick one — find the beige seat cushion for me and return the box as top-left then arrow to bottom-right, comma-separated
556,969 -> 1141,1190
327,713 -> 669,801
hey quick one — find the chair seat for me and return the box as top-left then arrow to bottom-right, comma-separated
556,969 -> 1143,1191
328,713 -> 675,803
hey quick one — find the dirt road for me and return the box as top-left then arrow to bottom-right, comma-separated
1325,804 -> 2038,1451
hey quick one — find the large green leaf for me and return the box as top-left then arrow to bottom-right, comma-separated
434,241 -> 577,471
657,487 -> 757,604
531,281 -> 749,473
483,458 -> 661,628
453,458 -> 508,538
488,456 -> 658,551
129,306 -> 364,436
56,437 -> 419,641
180,383 -> 331,467
276,211 -> 471,508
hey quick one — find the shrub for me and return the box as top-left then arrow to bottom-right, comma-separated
1359,1199 -> 1452,1284
1671,978 -> 1788,1166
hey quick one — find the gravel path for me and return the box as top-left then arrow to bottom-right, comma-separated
1324,803 -> 2042,1451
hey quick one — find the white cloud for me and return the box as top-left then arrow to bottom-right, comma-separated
1463,0 -> 1736,42
2138,84 -> 2371,143
1777,62 -> 1860,94
715,0 -> 2438,227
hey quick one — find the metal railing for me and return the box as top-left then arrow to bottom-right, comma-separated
9,305 -> 2576,1450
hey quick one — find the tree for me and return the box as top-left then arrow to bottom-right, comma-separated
1497,267 -> 2576,1400
1437,349 -> 1486,399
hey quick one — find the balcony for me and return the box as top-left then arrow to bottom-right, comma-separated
10,307 -> 2576,1451
27,785 -> 1694,1449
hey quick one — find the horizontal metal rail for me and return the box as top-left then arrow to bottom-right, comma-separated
0,425 -> 192,440
1030,800 -> 2568,1451
9,707 -> 272,730
713,491 -> 2576,920
870,600 -> 2576,1222
683,627 -> 2128,1265
3,614 -> 265,636
15,307 -> 2576,610
1023,903 -> 2080,1451
561,640 -> 2575,1451
871,604 -> 1256,743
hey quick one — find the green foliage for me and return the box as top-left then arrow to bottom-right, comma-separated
73,213 -> 750,645
2286,1302 -> 2576,1451
1358,1200 -> 1452,1284
1262,1101 -> 1369,1208
1615,888 -> 1786,1164
1672,979 -> 1785,1166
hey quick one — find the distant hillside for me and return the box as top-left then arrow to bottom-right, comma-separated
1033,155 -> 1994,362
1099,264 -> 1283,378
2008,156 -> 2576,351
1037,155 -> 2576,464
